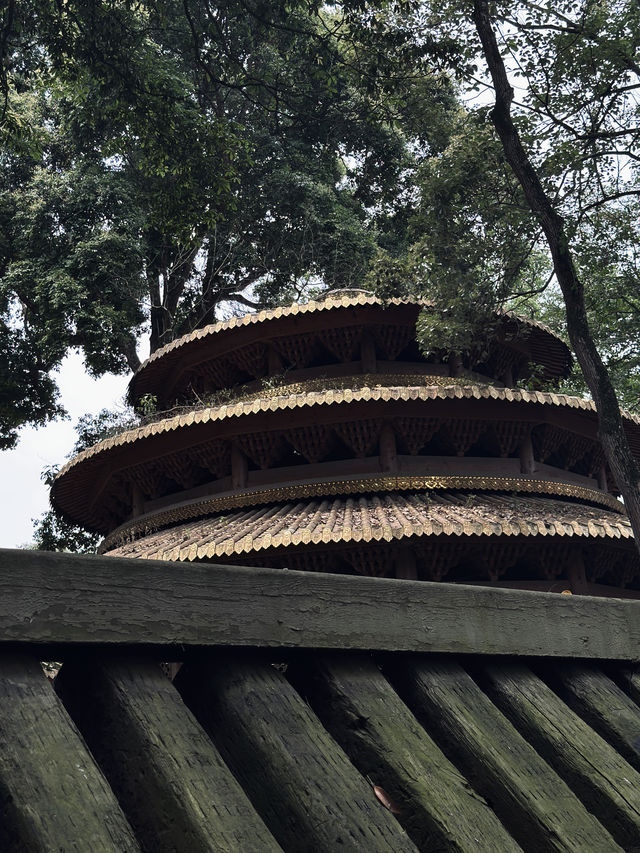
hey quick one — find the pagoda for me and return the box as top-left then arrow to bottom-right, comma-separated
51,290 -> 640,595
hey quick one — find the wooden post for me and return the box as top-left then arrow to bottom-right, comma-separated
395,548 -> 418,580
379,423 -> 398,473
131,483 -> 145,518
231,445 -> 248,490
290,655 -> 519,852
567,552 -> 588,595
481,661 -> 640,850
267,346 -> 284,376
56,659 -> 280,852
519,430 -> 535,475
449,353 -> 463,377
177,657 -> 417,852
360,332 -> 377,374
0,655 -> 139,851
597,464 -> 609,492
392,659 -> 619,852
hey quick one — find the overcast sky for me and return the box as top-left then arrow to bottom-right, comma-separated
0,354 -> 130,548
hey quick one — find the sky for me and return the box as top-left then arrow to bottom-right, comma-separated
0,353 -> 130,548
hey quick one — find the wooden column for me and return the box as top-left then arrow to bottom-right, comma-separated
379,423 -> 398,473
597,464 -> 609,492
290,655 -> 520,852
131,483 -> 145,518
177,656 -> 417,852
392,659 -> 620,852
567,551 -> 588,595
231,445 -> 248,490
395,548 -> 418,580
519,430 -> 535,475
56,658 -> 280,852
0,655 -> 139,851
267,346 -> 284,376
360,332 -> 377,374
481,661 -> 640,851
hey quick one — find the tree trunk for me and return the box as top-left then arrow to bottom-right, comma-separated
119,332 -> 141,374
472,0 -> 640,554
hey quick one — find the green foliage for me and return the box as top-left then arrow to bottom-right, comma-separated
1,0 -> 461,449
0,323 -> 64,448
367,108 -> 551,357
365,0 -> 640,399
32,407 -> 140,552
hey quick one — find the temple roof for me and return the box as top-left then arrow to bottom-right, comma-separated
127,292 -> 573,403
54,382 -> 640,485
2,547 -> 640,851
103,491 -> 633,562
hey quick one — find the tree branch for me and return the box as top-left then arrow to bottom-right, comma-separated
472,0 -> 640,553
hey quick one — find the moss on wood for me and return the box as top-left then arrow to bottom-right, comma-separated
289,653 -> 521,852
390,657 -> 620,853
177,654 -> 418,853
56,658 -> 280,852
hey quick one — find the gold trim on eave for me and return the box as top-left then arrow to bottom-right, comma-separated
56,382 -> 640,482
132,292 -> 568,375
98,475 -> 624,554
102,490 -> 632,562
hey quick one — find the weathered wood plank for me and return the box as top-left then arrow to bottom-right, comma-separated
619,665 -> 640,705
55,658 -> 281,853
547,663 -> 640,773
0,654 -> 139,852
389,658 -> 620,853
290,654 -> 521,852
2,548 -> 640,659
481,662 -> 640,851
177,654 -> 418,852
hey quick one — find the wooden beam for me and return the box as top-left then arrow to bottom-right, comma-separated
0,654 -> 139,851
2,548 -> 640,659
176,655 -> 418,852
55,658 -> 281,852
548,663 -> 640,774
387,658 -> 618,853
290,654 -> 520,852
481,661 -> 640,850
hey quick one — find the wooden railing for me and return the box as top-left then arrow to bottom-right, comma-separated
1,548 -> 639,660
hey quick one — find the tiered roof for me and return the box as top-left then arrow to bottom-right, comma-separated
51,291 -> 640,593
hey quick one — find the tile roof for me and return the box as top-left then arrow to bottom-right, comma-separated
134,291 -> 568,373
55,382 -> 640,482
103,491 -> 632,562
127,291 -> 573,401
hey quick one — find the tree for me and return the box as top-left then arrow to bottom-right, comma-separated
368,0 -> 640,549
33,408 -> 139,552
470,0 -> 640,548
2,0 -> 458,448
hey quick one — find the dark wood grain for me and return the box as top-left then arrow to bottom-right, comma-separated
390,658 -> 620,853
290,654 -> 521,851
547,663 -> 640,773
0,655 -> 139,852
177,654 -> 418,852
481,661 -> 640,851
2,549 -> 640,659
55,658 -> 281,852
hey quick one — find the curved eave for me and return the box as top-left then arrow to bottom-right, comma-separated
127,293 -> 572,402
102,492 -> 633,562
61,383 -> 634,479
51,383 -> 640,532
99,476 -> 624,554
